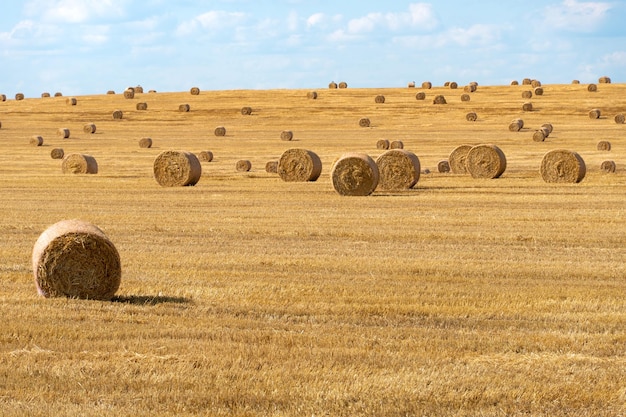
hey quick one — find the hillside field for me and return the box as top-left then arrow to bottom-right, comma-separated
1,81 -> 626,416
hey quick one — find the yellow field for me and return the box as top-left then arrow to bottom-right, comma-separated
1,82 -> 626,416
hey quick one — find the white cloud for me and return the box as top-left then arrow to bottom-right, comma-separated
346,3 -> 438,35
176,10 -> 248,36
392,24 -> 504,50
602,51 -> 626,66
545,0 -> 612,32
25,0 -> 128,23
306,13 -> 325,28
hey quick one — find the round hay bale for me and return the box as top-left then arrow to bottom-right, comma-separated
280,130 -> 294,141
510,80 -> 519,86
599,76 -> 611,84
509,119 -> 524,132
433,95 -> 447,104
444,81 -> 450,87
106,90 -> 115,95
589,108 -> 601,119
179,103 -> 190,112
597,140 -> 611,151
214,126 -> 226,137
153,150 -> 202,187
375,95 -> 385,104
32,220 -> 121,300
190,87 -> 200,95
83,123 -> 96,134
390,140 -> 404,149
376,139 -> 390,150
421,81 -> 432,89
134,86 -> 144,93
540,150 -> 586,183
531,80 -> 542,88
375,149 -> 420,190
241,106 -> 253,115
415,92 -> 426,100
62,154 -> 98,174
359,117 -> 371,128
307,91 -> 318,99
55,92 -> 63,97
534,87 -> 544,96
541,123 -> 554,134
329,81 -> 338,89
522,78 -> 532,85
521,90 -> 532,99
461,94 -> 471,102
66,97 -> 77,106
265,160 -> 278,173
15,93 -> 25,101
438,160 -> 451,173
522,102 -> 533,112
236,160 -> 252,172
464,84 -> 477,93
277,148 -> 322,182
50,148 -> 64,159
331,153 -> 379,196
148,90 -> 157,93
57,128 -> 70,139
139,137 -> 153,148
572,80 -> 580,84
198,151 -> 213,162
338,81 -> 348,89
136,102 -> 148,111
30,135 -> 44,146
449,82 -> 458,89
466,112 -> 478,122
41,92 -> 50,98
533,129 -> 547,142
0,94 -> 6,101
448,144 -> 473,174
615,114 -> 625,124
408,81 -> 416,88
465,144 -> 507,179
601,160 -> 616,173
587,84 -> 597,92
123,89 -> 135,99
112,110 -> 123,120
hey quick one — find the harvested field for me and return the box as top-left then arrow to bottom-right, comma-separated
1,83 -> 626,416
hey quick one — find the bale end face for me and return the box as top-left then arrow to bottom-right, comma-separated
277,148 -> 322,182
465,144 -> 507,179
214,126 -> 227,137
62,154 -> 98,174
331,153 -> 379,196
236,160 -> 252,172
375,149 -> 421,190
280,130 -> 294,141
540,150 -> 586,183
153,150 -> 202,187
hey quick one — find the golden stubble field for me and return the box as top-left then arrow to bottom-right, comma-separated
1,81 -> 626,416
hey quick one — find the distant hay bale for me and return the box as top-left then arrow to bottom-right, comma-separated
448,144 -> 473,174
522,102 -> 533,112
421,81 -> 432,89
465,144 -> 507,179
375,95 -> 385,104
415,92 -> 426,100
57,128 -> 70,139
241,106 -> 253,115
522,78 -> 532,85
433,95 -> 447,104
136,102 -> 148,111
444,81 -> 450,87
236,160 -> 252,172
198,151 -> 213,162
280,130 -> 294,141
615,114 -> 625,124
0,94 -> 5,101
338,81 -> 348,88
277,148 -> 322,182
510,80 -> 519,86
376,139 -> 390,150
597,140 -> 611,151
522,90 -> 533,99
464,84 -> 477,93
509,118 -> 524,132
375,149 -> 421,190
123,89 -> 135,99
390,140 -> 404,149
54,92 -> 63,97
190,87 -> 200,95
331,153 -> 379,196
62,154 -> 98,174
534,87 -> 544,96
50,148 -> 64,159
83,123 -> 96,134
214,126 -> 226,137
15,93 -> 24,100
589,108 -> 601,119
572,80 -> 580,84
112,110 -> 123,120
30,135 -> 44,146
540,149 -> 586,183
265,160 -> 278,173
359,117 -> 371,127
466,112 -> 478,121
599,76 -> 611,84
449,82 -> 458,89
153,150 -> 202,187
307,91 -> 318,99
329,81 -> 338,89
461,94 -> 471,102
106,90 -> 115,95
587,84 -> 597,92
531,80 -> 542,88
139,137 -> 153,148
66,97 -> 77,106
179,104 -> 190,112
541,123 -> 554,134
134,86 -> 144,93
408,81 -> 416,88
601,160 -> 616,173
438,160 -> 450,173
533,129 -> 548,142
41,92 -> 50,98
31,219 -> 121,300
148,90 -> 157,93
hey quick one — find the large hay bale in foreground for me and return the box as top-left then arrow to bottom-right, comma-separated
465,144 -> 507,179
62,154 -> 98,174
153,150 -> 201,187
280,130 -> 294,141
83,123 -> 96,134
32,219 -> 121,300
375,149 -> 421,190
376,139 -> 390,150
331,153 -> 379,196
615,114 -> 625,124
601,160 -> 616,173
597,140 -> 611,151
190,87 -> 200,95
57,128 -> 70,139
139,137 -> 153,148
540,149 -> 586,183
448,144 -> 473,174
589,108 -> 601,119
30,135 -> 44,146
236,160 -> 252,172
438,160 -> 450,173
50,148 -> 64,159
198,151 -> 213,162
277,148 -> 322,182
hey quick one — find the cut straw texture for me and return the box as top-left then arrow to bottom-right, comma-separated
32,219 -> 121,300
153,150 -> 201,187
465,144 -> 507,179
540,149 -> 586,183
375,149 -> 421,190
83,123 -> 96,134
448,144 -> 473,174
331,153 -> 379,196
30,135 -> 44,146
62,154 -> 98,174
236,160 -> 252,172
277,148 -> 322,182
50,148 -> 64,159
601,160 -> 616,173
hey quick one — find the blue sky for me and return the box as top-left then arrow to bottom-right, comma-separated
1,1 -> 624,96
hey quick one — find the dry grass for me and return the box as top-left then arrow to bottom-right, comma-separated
1,83 -> 626,416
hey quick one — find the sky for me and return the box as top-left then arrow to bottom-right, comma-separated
1,0 -> 625,97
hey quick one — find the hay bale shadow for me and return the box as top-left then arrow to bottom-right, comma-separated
112,295 -> 191,305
